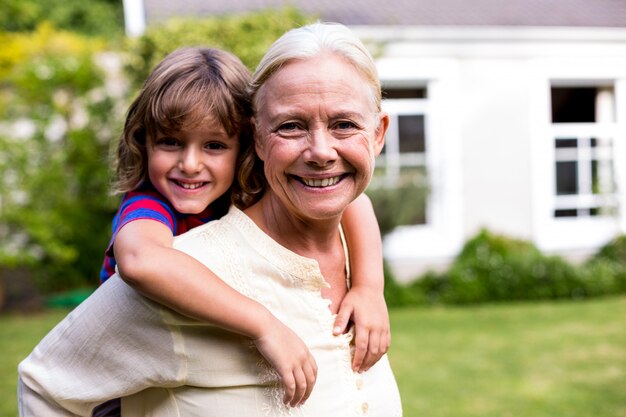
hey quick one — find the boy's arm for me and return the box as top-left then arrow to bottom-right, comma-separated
114,220 -> 316,406
336,193 -> 391,373
114,220 -> 271,335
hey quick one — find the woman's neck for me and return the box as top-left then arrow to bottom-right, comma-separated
244,194 -> 348,313
244,194 -> 342,257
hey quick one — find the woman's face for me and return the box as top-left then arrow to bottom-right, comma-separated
253,52 -> 388,222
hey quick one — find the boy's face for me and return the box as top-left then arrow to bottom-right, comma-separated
147,121 -> 239,214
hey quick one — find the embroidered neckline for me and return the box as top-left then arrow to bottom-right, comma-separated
227,206 -> 345,291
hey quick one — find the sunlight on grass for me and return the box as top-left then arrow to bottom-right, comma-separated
389,296 -> 626,417
1,296 -> 625,417
0,309 -> 70,417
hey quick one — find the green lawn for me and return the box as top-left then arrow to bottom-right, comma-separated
2,297 -> 625,417
389,296 -> 626,417
0,309 -> 69,417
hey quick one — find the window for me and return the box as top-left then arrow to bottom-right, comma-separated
373,86 -> 429,225
550,85 -> 617,218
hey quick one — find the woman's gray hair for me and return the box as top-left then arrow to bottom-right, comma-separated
250,22 -> 381,112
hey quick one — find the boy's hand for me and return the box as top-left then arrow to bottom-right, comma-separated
253,320 -> 317,407
333,286 -> 390,373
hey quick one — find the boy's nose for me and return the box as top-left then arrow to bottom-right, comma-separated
179,148 -> 202,173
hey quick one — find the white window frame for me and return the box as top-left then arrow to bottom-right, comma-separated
374,57 -> 463,278
552,123 -> 618,217
375,98 -> 429,185
530,61 -> 626,253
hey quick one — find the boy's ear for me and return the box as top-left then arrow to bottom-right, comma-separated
251,117 -> 266,162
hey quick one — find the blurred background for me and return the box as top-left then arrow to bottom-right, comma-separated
1,1 -> 625,416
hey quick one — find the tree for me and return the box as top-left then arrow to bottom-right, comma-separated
0,0 -> 124,37
0,25 -> 121,292
125,7 -> 312,87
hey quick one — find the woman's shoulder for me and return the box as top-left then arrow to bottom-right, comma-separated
173,206 -> 244,246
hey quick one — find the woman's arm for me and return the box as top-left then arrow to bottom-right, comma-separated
114,220 -> 316,406
337,194 -> 391,373
18,276 -> 183,416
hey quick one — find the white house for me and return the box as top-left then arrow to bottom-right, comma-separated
123,0 -> 626,281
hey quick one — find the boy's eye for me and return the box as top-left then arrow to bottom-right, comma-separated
205,142 -> 227,150
155,137 -> 180,148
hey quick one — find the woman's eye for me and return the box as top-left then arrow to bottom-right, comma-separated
277,122 -> 300,132
335,121 -> 357,130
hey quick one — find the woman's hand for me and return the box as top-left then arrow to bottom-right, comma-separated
253,319 -> 318,407
333,285 -> 391,373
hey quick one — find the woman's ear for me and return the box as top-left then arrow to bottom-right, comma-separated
373,112 -> 389,157
251,117 -> 266,162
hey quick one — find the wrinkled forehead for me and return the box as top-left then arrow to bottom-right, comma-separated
254,54 -> 379,118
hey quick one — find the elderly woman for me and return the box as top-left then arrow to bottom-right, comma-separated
18,22 -> 402,416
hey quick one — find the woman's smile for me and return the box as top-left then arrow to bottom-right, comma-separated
294,174 -> 345,188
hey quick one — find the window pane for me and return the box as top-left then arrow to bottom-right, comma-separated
551,87 -> 596,123
556,161 -> 578,195
555,138 -> 578,148
591,160 -> 599,194
398,115 -> 425,153
555,209 -> 578,217
383,87 -> 427,99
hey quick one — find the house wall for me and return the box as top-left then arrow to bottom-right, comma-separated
355,26 -> 626,281
459,58 -> 534,240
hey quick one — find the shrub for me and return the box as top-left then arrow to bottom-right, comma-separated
0,0 -> 123,38
0,25 -> 121,292
383,261 -> 425,307
582,235 -> 626,295
591,235 -> 626,266
366,179 -> 429,235
439,230 -> 591,303
124,7 -> 312,88
388,230 -> 626,307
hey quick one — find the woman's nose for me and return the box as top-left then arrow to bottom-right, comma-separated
304,130 -> 338,166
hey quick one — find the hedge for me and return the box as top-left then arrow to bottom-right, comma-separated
384,230 -> 626,307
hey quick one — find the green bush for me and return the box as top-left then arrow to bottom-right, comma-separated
366,179 -> 429,235
383,230 -> 626,307
590,235 -> 626,265
383,261 -> 425,307
437,230 -> 591,303
0,0 -> 123,37
582,235 -> 626,295
0,26 -> 121,292
124,7 -> 312,88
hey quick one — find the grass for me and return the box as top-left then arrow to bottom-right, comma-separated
1,297 -> 625,417
389,296 -> 626,417
0,308 -> 69,417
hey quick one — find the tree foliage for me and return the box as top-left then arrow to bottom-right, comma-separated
0,25 -> 122,292
124,7 -> 313,87
383,229 -> 626,307
0,0 -> 123,37
0,9 -> 315,294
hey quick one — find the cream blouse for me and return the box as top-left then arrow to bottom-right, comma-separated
18,207 -> 402,417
